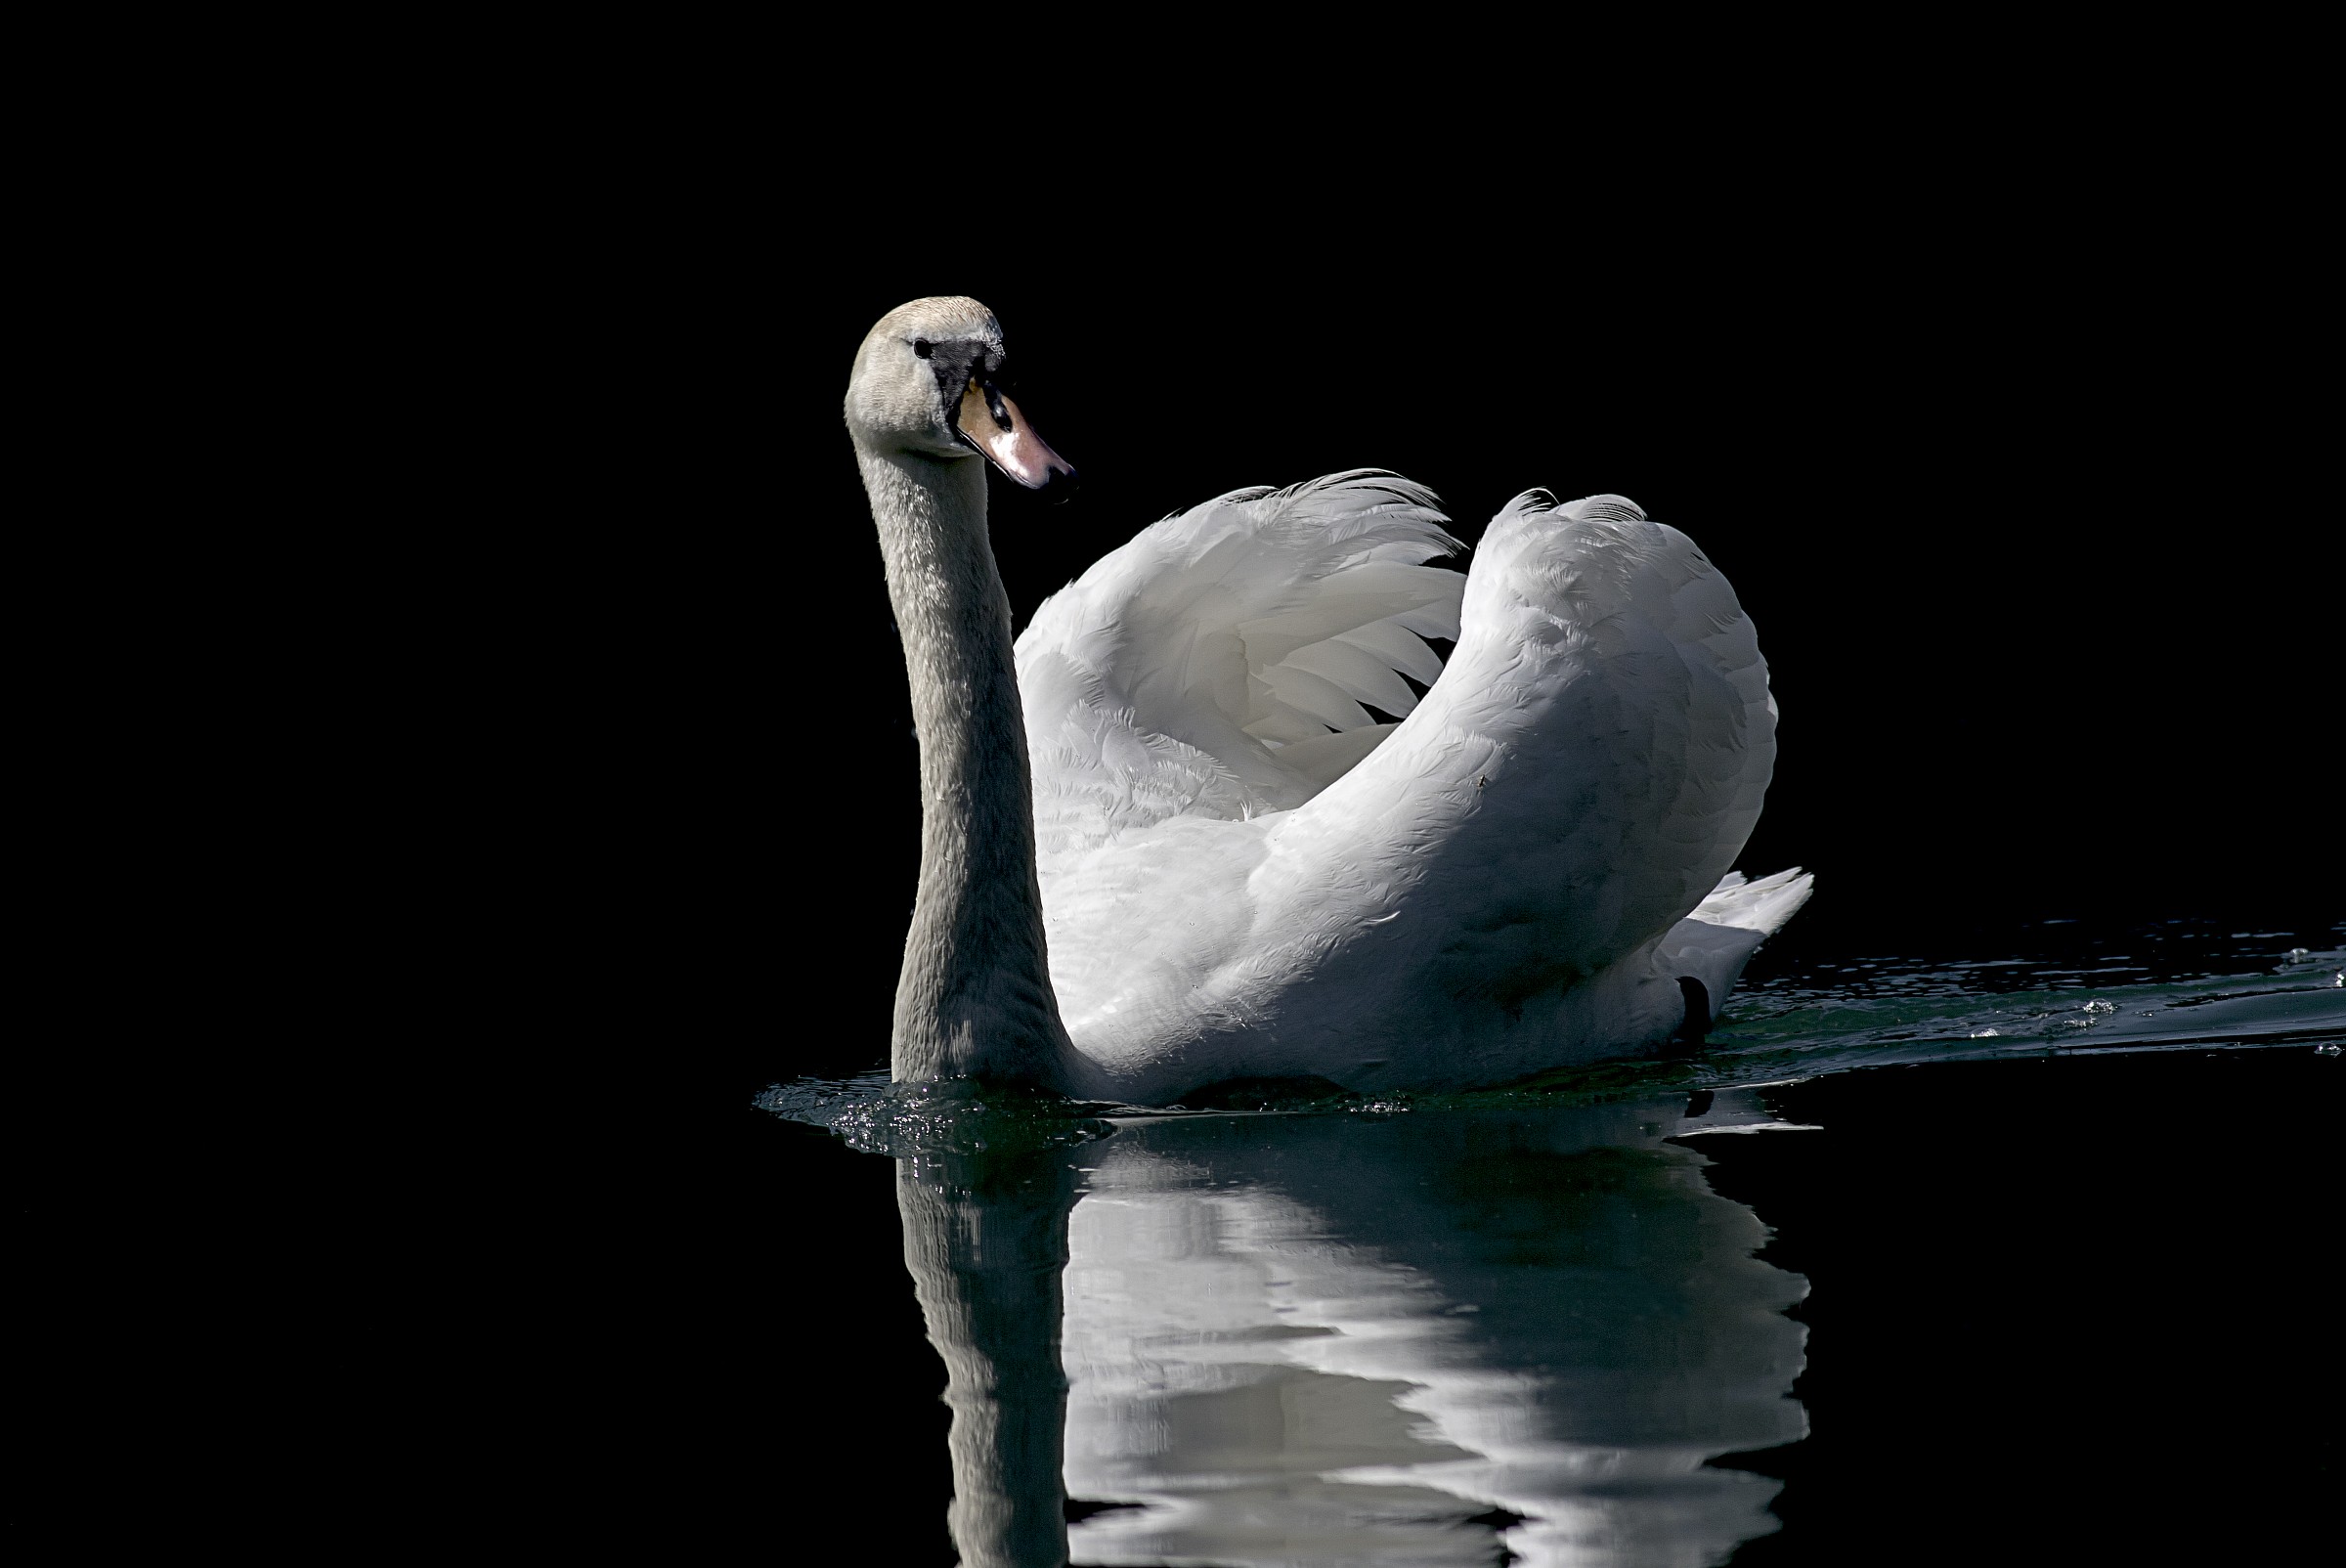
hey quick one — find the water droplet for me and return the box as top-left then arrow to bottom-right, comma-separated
1972,1027 -> 2002,1038
2318,1045 -> 2342,1057
2082,999 -> 2116,1015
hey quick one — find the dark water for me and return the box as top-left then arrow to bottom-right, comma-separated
756,923 -> 2342,1566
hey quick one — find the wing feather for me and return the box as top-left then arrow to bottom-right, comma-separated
1255,490 -> 1782,1010
1331,621 -> 1445,687
1283,638 -> 1421,717
1022,471 -> 1792,1098
1016,470 -> 1463,863
1033,484 -> 1794,1093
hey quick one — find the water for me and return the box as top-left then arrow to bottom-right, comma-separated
770,925 -> 2346,1136
760,925 -> 2344,1566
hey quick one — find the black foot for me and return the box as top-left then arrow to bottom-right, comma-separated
1665,977 -> 1712,1056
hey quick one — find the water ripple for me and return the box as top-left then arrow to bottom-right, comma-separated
761,927 -> 2346,1146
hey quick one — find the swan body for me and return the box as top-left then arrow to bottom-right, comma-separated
847,298 -> 1810,1104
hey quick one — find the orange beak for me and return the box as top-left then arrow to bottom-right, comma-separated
957,379 -> 1074,490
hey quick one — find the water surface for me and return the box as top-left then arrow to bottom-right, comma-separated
762,926 -> 2343,1565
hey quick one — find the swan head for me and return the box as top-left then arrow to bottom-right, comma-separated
845,296 -> 1073,489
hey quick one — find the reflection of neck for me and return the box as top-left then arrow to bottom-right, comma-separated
857,445 -> 1076,1089
894,1150 -> 1077,1568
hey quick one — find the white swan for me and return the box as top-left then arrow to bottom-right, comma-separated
847,297 -> 1810,1105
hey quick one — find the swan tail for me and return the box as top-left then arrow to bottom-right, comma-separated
1692,866 -> 1815,938
1654,867 -> 1815,1025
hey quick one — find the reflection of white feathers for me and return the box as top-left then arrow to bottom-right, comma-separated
1015,472 -> 1811,1102
1059,1106 -> 1809,1567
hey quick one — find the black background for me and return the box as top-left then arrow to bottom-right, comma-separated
623,166 -> 2335,1566
1696,1049 -> 2339,1566
16,67 -> 2325,1568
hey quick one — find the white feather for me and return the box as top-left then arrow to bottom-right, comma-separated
1014,472 -> 1810,1101
1018,471 -> 1465,858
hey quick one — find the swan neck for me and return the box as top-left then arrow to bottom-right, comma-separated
895,1153 -> 1077,1567
858,444 -> 1077,1090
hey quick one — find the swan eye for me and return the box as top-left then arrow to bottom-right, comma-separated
911,338 -> 933,359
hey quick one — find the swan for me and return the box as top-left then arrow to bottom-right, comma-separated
846,296 -> 1811,1105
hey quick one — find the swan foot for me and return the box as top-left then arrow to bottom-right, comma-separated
1663,977 -> 1713,1058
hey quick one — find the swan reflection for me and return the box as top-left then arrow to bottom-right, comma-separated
896,1096 -> 1807,1567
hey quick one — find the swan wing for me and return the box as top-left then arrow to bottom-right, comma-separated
1270,490 -> 1783,994
1247,490 -> 1773,1004
1041,489 -> 1799,1095
1015,470 -> 1464,868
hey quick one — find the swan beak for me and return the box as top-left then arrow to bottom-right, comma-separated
957,379 -> 1074,490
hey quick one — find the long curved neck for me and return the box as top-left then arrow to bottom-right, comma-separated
858,445 -> 1078,1089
